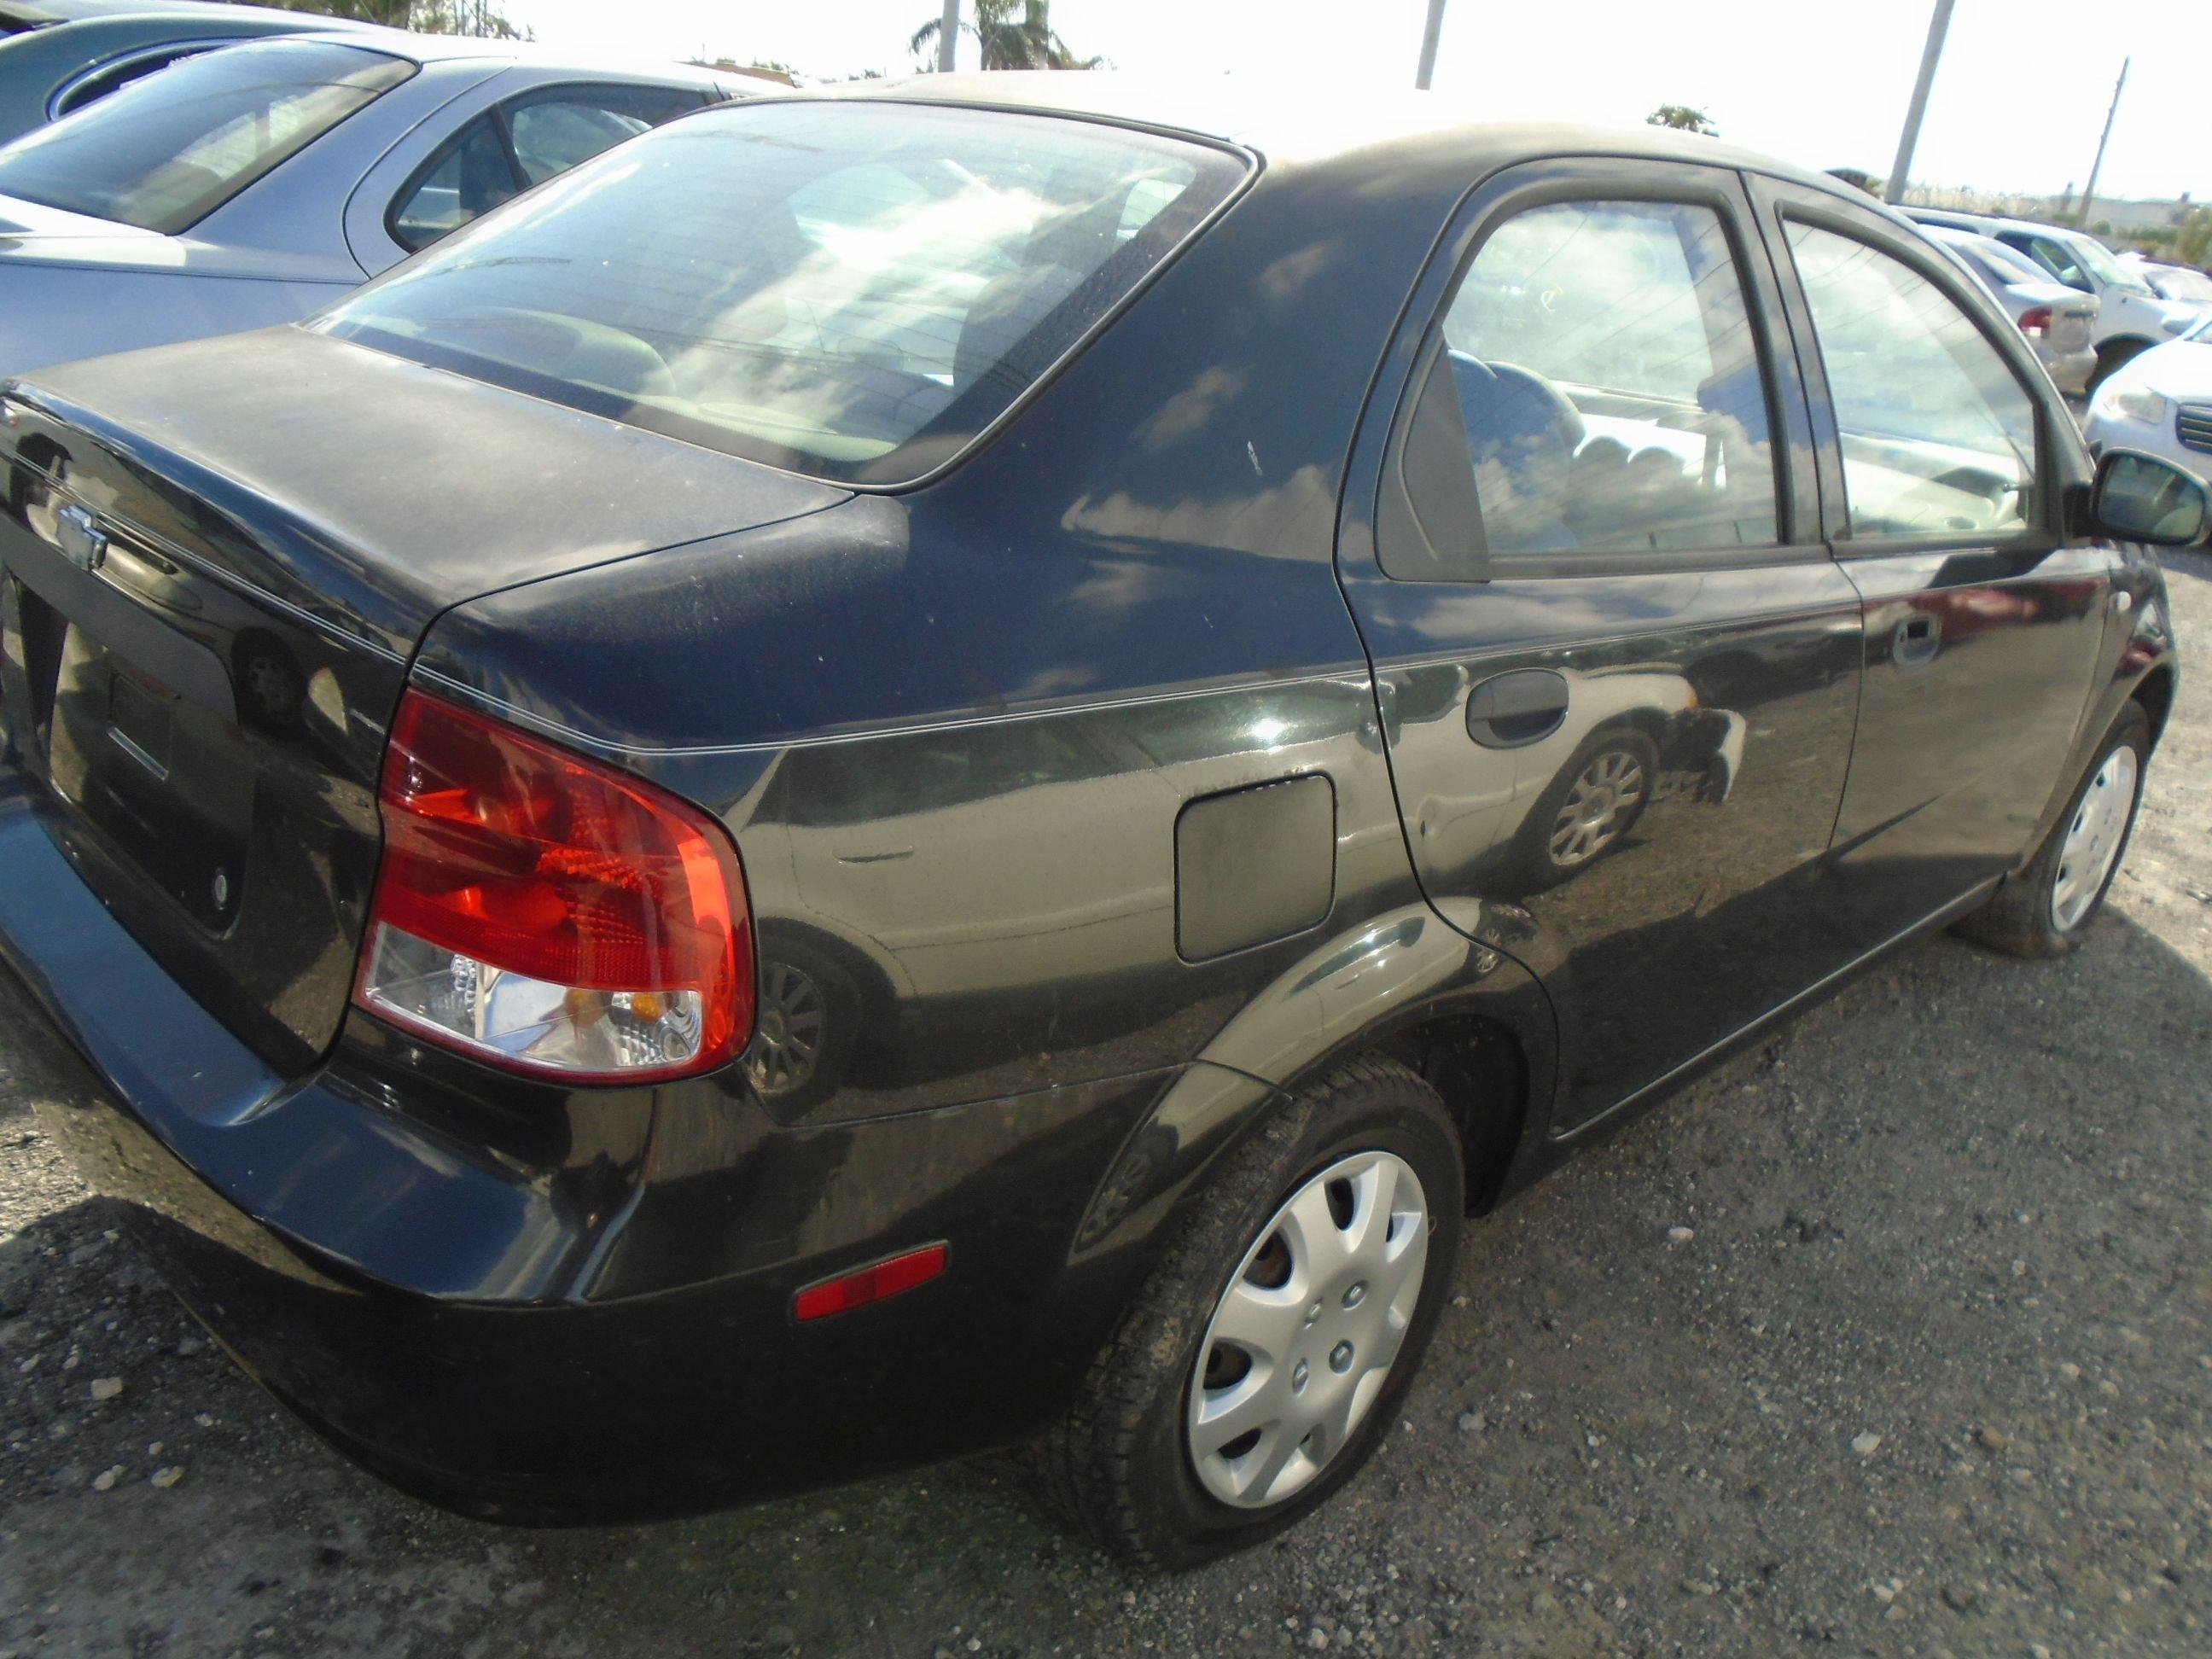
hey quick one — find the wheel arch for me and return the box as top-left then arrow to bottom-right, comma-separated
1065,904 -> 1558,1275
2133,661 -> 2175,749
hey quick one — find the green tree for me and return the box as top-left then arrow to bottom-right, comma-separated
2177,208 -> 2212,269
1645,103 -> 1717,136
911,0 -> 1100,70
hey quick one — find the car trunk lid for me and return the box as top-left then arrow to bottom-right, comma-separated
0,325 -> 846,1067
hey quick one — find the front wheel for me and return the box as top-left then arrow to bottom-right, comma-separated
2086,338 -> 2150,396
1955,701 -> 2149,958
1037,1055 -> 1464,1570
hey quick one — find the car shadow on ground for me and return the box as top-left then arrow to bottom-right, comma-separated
3,904 -> 2209,1656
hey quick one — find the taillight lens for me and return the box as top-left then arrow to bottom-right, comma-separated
353,689 -> 754,1082
2017,306 -> 2052,338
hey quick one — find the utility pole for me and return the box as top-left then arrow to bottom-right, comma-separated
937,0 -> 958,72
2076,57 -> 2129,230
1414,0 -> 1447,90
1884,0 -> 1956,205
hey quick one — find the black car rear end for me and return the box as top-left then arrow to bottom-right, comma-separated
0,326 -> 1146,1519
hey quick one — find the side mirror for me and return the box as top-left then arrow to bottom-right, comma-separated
2092,450 -> 2211,547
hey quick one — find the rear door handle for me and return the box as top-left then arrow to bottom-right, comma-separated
1893,614 -> 1941,667
1467,668 -> 1569,748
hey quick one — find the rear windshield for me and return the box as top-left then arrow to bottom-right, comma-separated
1959,236 -> 2052,290
314,99 -> 1249,486
0,40 -> 412,233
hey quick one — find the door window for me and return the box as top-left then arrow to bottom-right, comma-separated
1785,223 -> 2039,539
388,84 -> 701,253
1396,198 -> 1779,568
509,85 -> 696,184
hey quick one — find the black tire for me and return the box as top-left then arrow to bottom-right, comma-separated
1037,1054 -> 1464,1570
1954,701 -> 2150,958
1505,725 -> 1660,894
2086,338 -> 2151,396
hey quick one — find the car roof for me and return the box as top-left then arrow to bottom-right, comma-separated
262,26 -> 760,90
0,0 -> 306,21
1908,207 -> 2085,242
803,71 -> 1870,196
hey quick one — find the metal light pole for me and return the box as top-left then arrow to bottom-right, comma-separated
1884,0 -> 1956,205
1415,0 -> 1447,90
937,0 -> 958,73
2075,57 -> 2129,229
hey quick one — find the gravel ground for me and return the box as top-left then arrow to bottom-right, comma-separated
2,551 -> 2208,1657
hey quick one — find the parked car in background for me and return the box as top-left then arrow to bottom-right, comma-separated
0,33 -> 755,379
1920,221 -> 2098,393
1,0 -> 204,29
0,81 -> 2198,1569
1906,208 -> 2206,389
2085,311 -> 2212,486
2120,253 -> 2212,308
0,5 -> 370,145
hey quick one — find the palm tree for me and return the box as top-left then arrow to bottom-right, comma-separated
911,0 -> 1101,71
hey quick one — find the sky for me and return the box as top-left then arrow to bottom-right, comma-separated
503,0 -> 2208,204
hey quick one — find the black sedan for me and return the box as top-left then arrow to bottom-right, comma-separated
0,77 -> 2201,1569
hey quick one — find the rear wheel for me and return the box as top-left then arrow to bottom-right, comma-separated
1955,701 -> 2149,958
1037,1055 -> 1463,1569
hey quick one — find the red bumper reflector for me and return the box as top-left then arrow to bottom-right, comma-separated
793,1244 -> 948,1322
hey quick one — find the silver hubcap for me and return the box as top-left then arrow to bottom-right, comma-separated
1185,1151 -> 1430,1510
743,961 -> 829,1096
1550,749 -> 1645,867
2052,743 -> 2139,932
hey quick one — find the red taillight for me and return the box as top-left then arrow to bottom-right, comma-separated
2017,306 -> 2052,338
792,1244 -> 949,1322
353,689 -> 754,1082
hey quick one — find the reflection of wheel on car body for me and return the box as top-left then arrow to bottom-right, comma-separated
1505,725 -> 1660,892
1039,1055 -> 1463,1569
742,940 -> 859,1109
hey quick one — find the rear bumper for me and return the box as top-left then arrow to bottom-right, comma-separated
0,780 -> 1168,1522
2041,343 -> 2097,397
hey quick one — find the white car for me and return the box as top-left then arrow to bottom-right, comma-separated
1906,209 -> 2205,390
2119,253 -> 2212,309
1919,222 -> 2098,394
0,32 -> 755,380
2083,312 -> 2212,489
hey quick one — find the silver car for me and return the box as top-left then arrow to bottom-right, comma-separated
1920,222 -> 2098,394
0,32 -> 755,378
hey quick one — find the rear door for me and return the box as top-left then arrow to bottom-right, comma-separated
1333,157 -> 1866,1132
1749,180 -> 2116,934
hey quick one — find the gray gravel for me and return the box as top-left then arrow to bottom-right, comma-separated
3,551 -> 2209,1656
